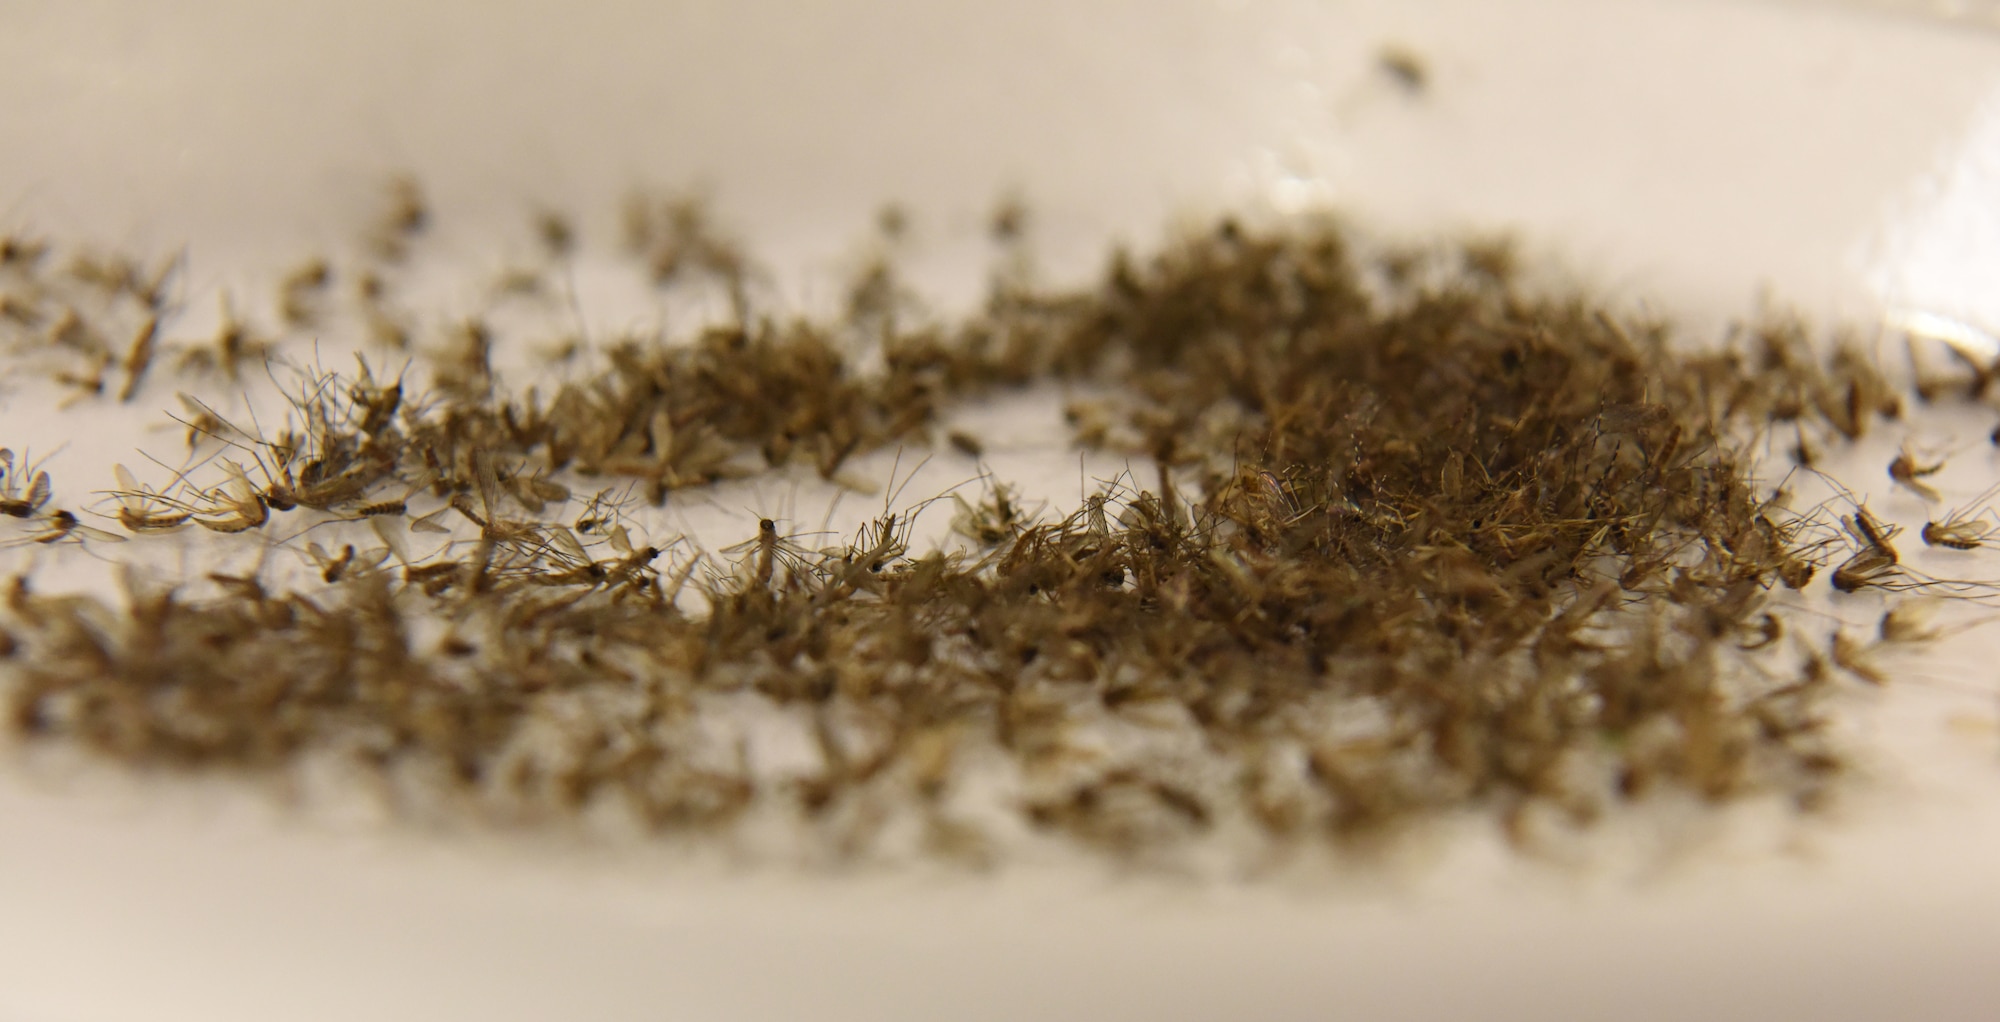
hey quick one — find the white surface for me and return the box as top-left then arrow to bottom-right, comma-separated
4,2 -> 2000,1020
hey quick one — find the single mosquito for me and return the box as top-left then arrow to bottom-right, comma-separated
14,509 -> 125,547
305,540 -> 391,584
0,448 -> 52,519
1887,442 -> 1946,502
191,460 -> 269,534
1922,483 -> 2000,550
106,464 -> 193,533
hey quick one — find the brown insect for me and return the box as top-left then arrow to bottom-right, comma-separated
115,314 -> 161,403
0,292 -> 41,328
1879,601 -> 1942,645
367,176 -> 430,261
1740,611 -> 1783,650
1830,631 -> 1889,686
344,472 -> 437,523
278,258 -> 331,329
989,193 -> 1028,244
18,508 -> 125,546
500,467 -> 570,515
573,486 -> 636,535
169,393 -> 231,450
950,480 -> 1033,547
946,430 -> 984,459
1832,507 -> 1902,594
538,523 -> 668,593
0,449 -> 52,519
348,356 -> 407,437
353,498 -> 407,519
192,460 -> 270,534
1887,442 -> 1945,502
750,517 -> 781,588
534,209 -> 576,258
0,233 -> 49,270
51,351 -> 110,403
306,541 -> 389,584
172,297 -> 274,382
1921,483 -> 2000,550
106,464 -> 192,533
169,389 -> 375,516
1376,44 -> 1429,94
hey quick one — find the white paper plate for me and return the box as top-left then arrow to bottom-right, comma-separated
4,3 -> 2000,1019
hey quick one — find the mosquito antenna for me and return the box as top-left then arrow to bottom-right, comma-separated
820,486 -> 846,539
884,447 -> 933,513
881,447 -> 907,517
559,259 -> 592,353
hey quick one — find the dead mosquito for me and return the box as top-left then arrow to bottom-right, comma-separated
1922,483 -> 2000,550
1887,441 -> 1946,502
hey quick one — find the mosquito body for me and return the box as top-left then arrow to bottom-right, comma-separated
1922,483 -> 2000,550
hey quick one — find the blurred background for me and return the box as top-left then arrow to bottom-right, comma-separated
3,0 -> 1999,321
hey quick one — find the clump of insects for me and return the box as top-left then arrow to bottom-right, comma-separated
0,182 -> 1990,867
1833,507 -> 1903,594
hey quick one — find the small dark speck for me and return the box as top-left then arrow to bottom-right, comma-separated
1377,44 -> 1429,95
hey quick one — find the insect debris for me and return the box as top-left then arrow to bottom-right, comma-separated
1376,44 -> 1430,94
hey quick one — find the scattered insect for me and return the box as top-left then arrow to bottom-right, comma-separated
500,467 -> 570,515
1832,508 -> 1902,594
367,175 -> 429,260
1831,631 -> 1890,686
1887,442 -> 1946,502
946,430 -> 984,459
1740,612 -> 1783,650
1922,483 -> 2000,550
989,193 -> 1028,244
750,517 -> 780,588
106,464 -> 192,533
951,479 -> 1033,546
279,258 -> 332,328
305,541 -> 390,584
192,460 -> 269,533
172,297 -> 274,382
1376,44 -> 1429,94
346,473 -> 437,522
0,449 -> 52,518
534,209 -> 575,258
0,233 -> 49,270
19,508 -> 125,546
573,486 -> 636,535
115,314 -> 161,402
1880,601 -> 1943,645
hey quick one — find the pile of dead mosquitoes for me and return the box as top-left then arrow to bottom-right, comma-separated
0,178 -> 1988,864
